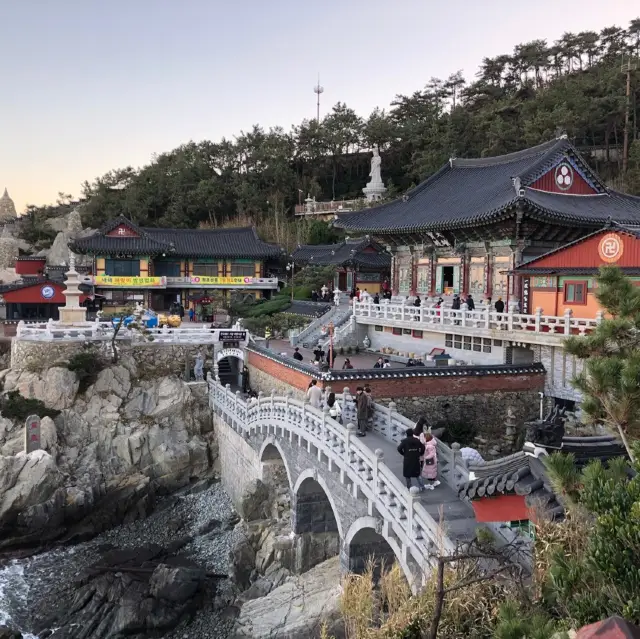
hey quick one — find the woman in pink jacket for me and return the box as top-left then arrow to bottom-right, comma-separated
413,418 -> 441,491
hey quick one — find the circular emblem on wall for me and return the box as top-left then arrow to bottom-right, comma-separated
554,163 -> 574,190
598,233 -> 624,263
41,285 -> 55,300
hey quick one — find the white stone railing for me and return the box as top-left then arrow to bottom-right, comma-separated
14,320 -> 241,345
353,300 -> 601,339
209,378 -> 455,583
338,389 -> 469,489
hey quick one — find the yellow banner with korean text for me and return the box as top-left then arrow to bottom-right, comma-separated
93,276 -> 166,287
188,276 -> 254,285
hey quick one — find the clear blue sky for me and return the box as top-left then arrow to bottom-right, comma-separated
1,0 -> 638,212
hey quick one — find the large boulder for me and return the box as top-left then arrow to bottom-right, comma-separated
231,556 -> 344,639
238,479 -> 271,521
3,367 -> 79,410
0,451 -> 64,526
149,563 -> 205,602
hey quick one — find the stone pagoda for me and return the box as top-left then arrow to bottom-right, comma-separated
0,188 -> 17,222
59,254 -> 87,323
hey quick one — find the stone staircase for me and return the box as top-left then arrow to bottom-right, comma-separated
300,306 -> 353,349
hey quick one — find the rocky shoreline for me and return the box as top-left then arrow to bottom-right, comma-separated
0,480 -> 240,639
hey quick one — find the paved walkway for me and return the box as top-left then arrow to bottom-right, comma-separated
268,339 -> 406,370
361,430 -> 477,544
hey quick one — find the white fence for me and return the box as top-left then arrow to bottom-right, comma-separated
14,320 -> 243,345
209,378 -> 455,586
354,300 -> 601,337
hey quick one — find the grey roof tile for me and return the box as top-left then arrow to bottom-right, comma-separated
335,139 -> 640,233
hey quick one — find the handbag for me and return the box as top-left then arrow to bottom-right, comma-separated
424,457 -> 435,466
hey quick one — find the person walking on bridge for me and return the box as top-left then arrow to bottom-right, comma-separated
355,387 -> 368,437
306,379 -> 323,408
397,428 -> 425,491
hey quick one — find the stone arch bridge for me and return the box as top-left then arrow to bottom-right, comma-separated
209,378 -> 457,590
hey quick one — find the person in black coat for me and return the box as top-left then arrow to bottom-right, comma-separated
397,428 -> 425,490
494,297 -> 505,314
293,347 -> 303,361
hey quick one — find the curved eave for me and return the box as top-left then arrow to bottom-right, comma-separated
522,199 -> 640,227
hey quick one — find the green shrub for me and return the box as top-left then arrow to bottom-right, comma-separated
2,391 -> 60,422
66,349 -> 105,393
278,286 -> 313,300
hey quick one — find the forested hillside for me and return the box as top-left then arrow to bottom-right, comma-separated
26,19 -> 640,250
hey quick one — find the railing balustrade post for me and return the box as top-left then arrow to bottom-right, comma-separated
563,308 -> 573,335
534,307 -> 542,333
595,309 -> 604,325
451,442 -> 461,486
507,306 -> 514,331
374,448 -> 383,495
388,401 -> 396,439
407,486 -> 418,540
345,423 -> 355,466
484,303 -> 491,328
461,303 -> 468,327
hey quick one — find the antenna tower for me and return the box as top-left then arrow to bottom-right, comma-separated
313,75 -> 324,122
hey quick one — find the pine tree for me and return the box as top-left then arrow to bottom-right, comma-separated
565,265 -> 640,459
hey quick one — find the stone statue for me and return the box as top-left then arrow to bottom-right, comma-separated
194,352 -> 205,381
363,335 -> 371,349
363,148 -> 387,202
524,406 -> 566,448
369,148 -> 382,185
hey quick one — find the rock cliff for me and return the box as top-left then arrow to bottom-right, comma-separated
0,354 -> 216,549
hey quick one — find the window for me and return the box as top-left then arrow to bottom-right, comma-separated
392,327 -> 402,336
374,325 -> 383,332
153,261 -> 180,277
193,263 -> 219,277
473,337 -> 482,352
564,280 -> 587,304
493,340 -> 503,347
103,289 -> 142,305
403,328 -> 412,335
231,263 -> 255,277
412,330 -> 423,338
483,338 -> 492,354
463,336 -> 472,350
104,259 -> 140,277
445,334 -> 453,348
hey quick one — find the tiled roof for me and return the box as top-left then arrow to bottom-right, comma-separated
293,237 -> 390,268
284,301 -> 333,317
458,435 -> 627,519
335,139 -> 640,234
515,266 -> 640,276
70,216 -> 282,259
577,616 -> 640,639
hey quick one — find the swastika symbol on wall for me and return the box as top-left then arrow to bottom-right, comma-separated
598,234 -> 623,263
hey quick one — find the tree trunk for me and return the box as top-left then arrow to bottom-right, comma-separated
616,423 -> 636,462
427,558 -> 446,639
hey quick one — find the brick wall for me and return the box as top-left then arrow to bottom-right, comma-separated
248,350 -> 315,396
337,372 -> 543,398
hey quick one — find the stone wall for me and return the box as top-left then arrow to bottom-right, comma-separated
214,413 -> 261,510
382,390 -> 540,456
10,339 -> 215,375
247,350 -> 313,400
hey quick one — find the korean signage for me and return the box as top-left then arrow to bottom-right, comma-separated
522,277 -> 530,314
93,276 -> 166,287
189,276 -> 255,286
219,331 -> 247,342
598,233 -> 624,263
24,414 -> 41,454
217,347 -> 245,362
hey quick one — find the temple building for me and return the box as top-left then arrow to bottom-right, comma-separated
335,137 -> 640,307
333,138 -> 640,405
69,216 -> 282,314
0,188 -> 17,222
513,221 -> 640,316
292,237 -> 390,294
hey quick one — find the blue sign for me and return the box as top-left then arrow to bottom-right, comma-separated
41,285 -> 55,300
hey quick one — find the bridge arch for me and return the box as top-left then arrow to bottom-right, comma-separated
259,437 -> 294,489
344,516 -> 416,587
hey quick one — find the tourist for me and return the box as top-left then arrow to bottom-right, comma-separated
365,385 -> 374,429
406,358 -> 415,367
495,297 -> 505,316
413,417 -> 429,471
460,447 -> 485,466
373,292 -> 380,305
355,387 -> 368,437
241,366 -> 250,393
293,347 -> 303,362
452,294 -> 461,324
311,289 -> 319,302
313,346 -> 322,362
306,379 -> 322,408
397,428 -> 425,491
326,392 -> 342,423
383,358 -> 391,368
355,287 -> 361,301
466,293 -> 475,311
421,433 -> 440,490
189,307 -> 195,322
342,358 -> 353,370
413,295 -> 421,307
179,304 -> 185,319
373,357 -> 384,369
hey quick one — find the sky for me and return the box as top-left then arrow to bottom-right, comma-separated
1,0 -> 638,213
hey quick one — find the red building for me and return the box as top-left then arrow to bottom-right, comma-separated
514,223 -> 640,316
